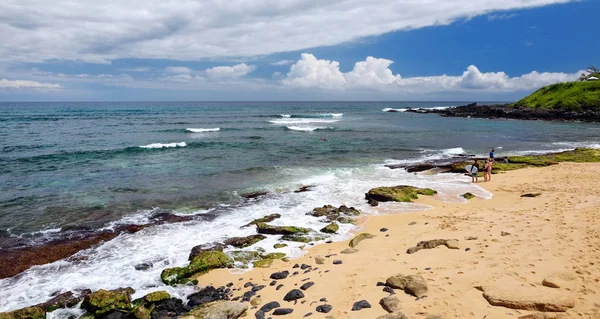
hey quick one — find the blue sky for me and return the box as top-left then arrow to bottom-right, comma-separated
0,0 -> 598,101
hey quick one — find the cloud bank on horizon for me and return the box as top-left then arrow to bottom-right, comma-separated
0,0 -> 590,99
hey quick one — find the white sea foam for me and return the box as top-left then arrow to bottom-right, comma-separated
323,113 -> 343,117
139,142 -> 186,149
279,114 -> 291,118
0,162 -> 491,312
382,108 -> 408,112
186,128 -> 220,133
286,126 -> 329,132
269,119 -> 339,125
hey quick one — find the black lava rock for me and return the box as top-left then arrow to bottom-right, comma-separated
269,280 -> 277,286
319,298 -> 327,302
134,263 -> 153,271
304,312 -> 313,317
333,260 -> 342,265
252,285 -> 266,292
376,281 -> 385,286
187,286 -> 228,308
270,271 -> 289,280
259,301 -> 281,313
272,308 -> 293,315
300,282 -> 314,290
300,264 -> 311,270
276,284 -> 284,291
151,298 -> 190,319
98,311 -> 127,319
283,289 -> 305,302
383,286 -> 395,294
244,282 -> 254,288
226,282 -> 234,287
242,290 -> 256,302
316,304 -> 332,313
380,228 -> 388,232
351,300 -> 371,311
292,264 -> 300,268
255,311 -> 265,319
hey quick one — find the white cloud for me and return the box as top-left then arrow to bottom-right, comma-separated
120,67 -> 151,72
271,60 -> 295,66
0,0 -> 574,63
0,78 -> 61,90
205,63 -> 256,78
282,54 -> 580,92
165,66 -> 192,74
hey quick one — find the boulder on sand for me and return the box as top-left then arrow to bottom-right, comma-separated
320,222 -> 339,234
349,233 -> 375,248
223,235 -> 266,248
386,274 -> 428,297
365,186 -> 437,203
255,223 -> 310,235
180,301 -> 247,319
479,285 -> 575,312
379,296 -> 402,313
162,250 -> 232,285
406,239 -> 460,254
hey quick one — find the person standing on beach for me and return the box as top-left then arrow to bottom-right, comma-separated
483,158 -> 493,182
471,160 -> 479,183
489,148 -> 495,161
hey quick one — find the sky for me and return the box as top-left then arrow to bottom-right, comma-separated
0,0 -> 598,101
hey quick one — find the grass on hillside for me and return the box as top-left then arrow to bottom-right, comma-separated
515,81 -> 600,111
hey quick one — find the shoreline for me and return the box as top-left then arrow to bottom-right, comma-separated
1,158 -> 600,318
193,162 -> 600,318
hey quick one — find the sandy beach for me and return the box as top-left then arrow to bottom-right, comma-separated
196,163 -> 600,319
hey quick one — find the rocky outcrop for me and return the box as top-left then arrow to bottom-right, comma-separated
242,214 -> 281,227
223,235 -> 266,248
180,301 -> 247,319
408,103 -> 600,123
81,288 -> 134,316
320,222 -> 339,234
406,239 -> 460,254
309,205 -> 360,223
349,233 -> 375,248
186,287 -> 230,308
0,306 -> 46,319
386,274 -> 428,297
479,285 -> 575,312
255,223 -> 310,235
365,186 -> 437,203
162,250 -> 232,285
36,291 -> 83,312
188,243 -> 226,261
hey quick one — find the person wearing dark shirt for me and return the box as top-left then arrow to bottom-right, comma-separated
489,149 -> 495,161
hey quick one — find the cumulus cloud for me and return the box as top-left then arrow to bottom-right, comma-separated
0,78 -> 61,90
0,0 -> 574,63
205,63 -> 256,78
282,54 -> 580,92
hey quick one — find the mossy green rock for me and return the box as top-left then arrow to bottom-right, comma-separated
255,223 -> 310,235
0,307 -> 45,319
243,214 -> 281,227
365,186 -> 437,203
81,289 -> 133,315
349,233 -> 376,248
223,234 -> 266,248
310,205 -> 361,223
161,251 -> 232,285
143,291 -> 170,303
320,222 -> 339,234
281,235 -> 311,243
273,243 -> 288,249
132,304 -> 154,319
252,259 -> 274,268
462,193 -> 475,200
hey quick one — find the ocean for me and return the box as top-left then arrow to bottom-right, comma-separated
1,101 -> 599,313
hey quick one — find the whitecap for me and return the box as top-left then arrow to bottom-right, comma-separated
382,108 -> 408,112
269,119 -> 339,125
186,128 -> 220,133
139,142 -> 186,149
286,126 -> 329,132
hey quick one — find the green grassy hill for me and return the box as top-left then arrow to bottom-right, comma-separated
515,80 -> 600,111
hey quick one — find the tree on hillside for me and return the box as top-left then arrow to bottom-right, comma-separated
579,65 -> 600,81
